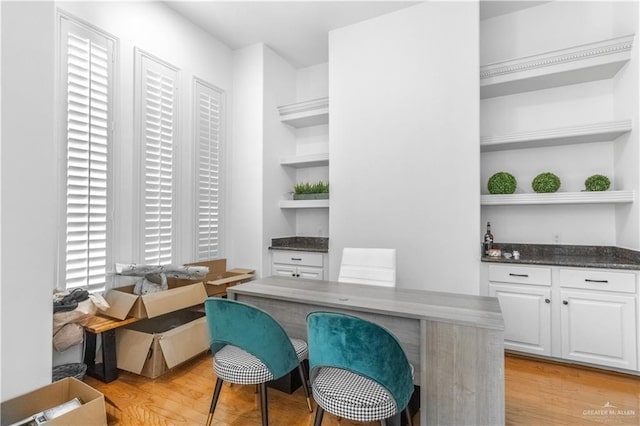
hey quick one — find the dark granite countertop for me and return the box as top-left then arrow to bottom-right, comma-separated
269,236 -> 328,253
481,243 -> 640,271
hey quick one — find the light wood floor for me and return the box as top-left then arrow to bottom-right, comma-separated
84,352 -> 640,425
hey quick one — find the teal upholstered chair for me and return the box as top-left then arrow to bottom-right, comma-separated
307,312 -> 414,426
204,298 -> 312,425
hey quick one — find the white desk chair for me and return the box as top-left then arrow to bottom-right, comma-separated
338,248 -> 396,287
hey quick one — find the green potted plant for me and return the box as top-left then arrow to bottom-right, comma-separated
584,174 -> 611,191
487,172 -> 517,194
532,172 -> 561,193
293,181 -> 329,200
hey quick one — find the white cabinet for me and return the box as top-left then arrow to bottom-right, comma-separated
488,265 -> 552,356
490,283 -> 551,356
558,268 -> 637,370
485,264 -> 639,372
271,250 -> 326,281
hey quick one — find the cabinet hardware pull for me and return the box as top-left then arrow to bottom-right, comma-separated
545,299 -> 551,304
508,273 -> 529,277
585,279 -> 608,283
562,300 -> 568,305
291,257 -> 302,261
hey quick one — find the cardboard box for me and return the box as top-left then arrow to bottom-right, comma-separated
1,377 -> 106,426
168,259 -> 255,297
101,281 -> 207,320
116,309 -> 209,379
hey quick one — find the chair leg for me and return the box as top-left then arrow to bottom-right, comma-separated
313,406 -> 325,426
405,406 -> 413,426
297,363 -> 313,413
259,382 -> 269,426
207,378 -> 224,426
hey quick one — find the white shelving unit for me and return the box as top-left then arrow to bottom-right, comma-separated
277,97 -> 330,211
279,199 -> 330,209
481,34 -> 636,209
480,34 -> 634,99
280,153 -> 329,168
278,97 -> 328,128
481,191 -> 635,206
480,120 -> 632,152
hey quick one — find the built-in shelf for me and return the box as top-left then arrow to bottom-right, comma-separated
481,191 -> 635,206
480,34 -> 635,99
480,120 -> 632,152
278,97 -> 329,128
279,199 -> 330,209
280,153 -> 329,168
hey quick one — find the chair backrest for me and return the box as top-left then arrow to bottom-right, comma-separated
306,312 -> 414,412
204,297 -> 299,380
338,248 -> 396,287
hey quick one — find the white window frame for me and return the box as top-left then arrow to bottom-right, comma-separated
56,11 -> 116,292
133,49 -> 179,266
194,78 -> 225,261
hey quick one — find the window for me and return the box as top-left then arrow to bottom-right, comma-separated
194,79 -> 224,261
135,50 -> 178,265
59,15 -> 114,291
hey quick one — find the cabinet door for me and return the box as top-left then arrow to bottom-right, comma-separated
560,290 -> 637,370
272,264 -> 297,278
490,283 -> 551,356
297,266 -> 324,280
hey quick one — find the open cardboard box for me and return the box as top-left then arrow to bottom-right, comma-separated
168,259 -> 255,297
100,281 -> 207,320
1,377 -> 106,426
116,308 -> 209,379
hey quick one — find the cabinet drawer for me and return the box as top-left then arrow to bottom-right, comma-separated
272,250 -> 323,267
559,268 -> 637,293
488,265 -> 551,286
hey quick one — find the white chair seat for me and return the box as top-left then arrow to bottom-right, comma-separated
214,338 -> 307,385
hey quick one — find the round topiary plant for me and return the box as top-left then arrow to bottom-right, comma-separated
487,172 -> 517,194
532,172 -> 561,193
584,174 -> 611,192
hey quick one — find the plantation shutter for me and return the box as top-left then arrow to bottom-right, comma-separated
61,17 -> 113,291
137,51 -> 178,265
195,79 -> 224,261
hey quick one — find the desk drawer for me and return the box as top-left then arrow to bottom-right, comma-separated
559,268 -> 636,293
489,265 -> 551,286
272,250 -> 323,267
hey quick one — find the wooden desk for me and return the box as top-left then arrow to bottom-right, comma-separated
228,276 -> 505,426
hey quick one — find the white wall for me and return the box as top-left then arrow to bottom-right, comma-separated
228,44 -> 265,274
613,1 -> 640,250
1,1 -> 233,400
329,2 -> 480,294
1,0 -> 57,401
480,1 -> 639,248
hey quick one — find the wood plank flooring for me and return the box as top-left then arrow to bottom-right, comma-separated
84,352 -> 640,425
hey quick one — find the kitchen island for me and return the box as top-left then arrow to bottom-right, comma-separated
228,276 -> 505,426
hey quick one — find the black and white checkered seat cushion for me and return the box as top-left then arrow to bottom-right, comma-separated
214,338 -> 307,385
311,364 -> 414,422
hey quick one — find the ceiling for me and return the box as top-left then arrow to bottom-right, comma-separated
165,1 -> 550,69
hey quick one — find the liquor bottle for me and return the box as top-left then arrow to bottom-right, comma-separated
483,222 -> 494,255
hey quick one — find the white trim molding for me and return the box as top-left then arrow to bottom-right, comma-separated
480,34 -> 635,98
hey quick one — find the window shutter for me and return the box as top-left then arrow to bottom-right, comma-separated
60,17 -> 113,291
136,51 -> 178,265
194,79 -> 224,261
